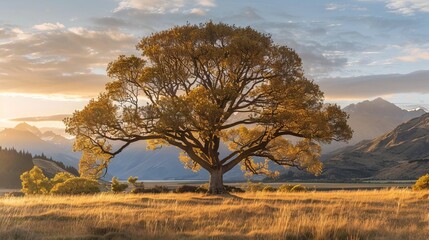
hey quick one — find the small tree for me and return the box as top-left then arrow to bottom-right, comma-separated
50,178 -> 100,195
20,166 -> 52,195
111,177 -> 128,193
127,176 -> 138,185
413,174 -> 429,191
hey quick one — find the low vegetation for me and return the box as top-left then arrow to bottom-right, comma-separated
20,166 -> 100,195
242,182 -> 307,193
413,174 -> 429,191
0,189 -> 428,239
50,178 -> 100,195
111,177 -> 128,193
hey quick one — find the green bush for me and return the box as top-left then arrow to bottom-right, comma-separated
111,177 -> 128,193
50,178 -> 100,195
413,174 -> 429,191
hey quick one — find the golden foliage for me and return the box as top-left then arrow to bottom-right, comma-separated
50,178 -> 100,195
20,166 -> 52,195
64,22 -> 353,191
179,151 -> 201,172
413,174 -> 429,191
78,149 -> 111,179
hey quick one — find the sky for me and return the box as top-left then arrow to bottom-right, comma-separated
0,0 -> 429,128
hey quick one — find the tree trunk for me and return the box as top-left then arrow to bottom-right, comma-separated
208,167 -> 224,194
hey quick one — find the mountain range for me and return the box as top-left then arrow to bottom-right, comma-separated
323,97 -> 426,153
278,112 -> 429,181
1,98 -> 428,181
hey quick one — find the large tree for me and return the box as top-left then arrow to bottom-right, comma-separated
65,22 -> 352,194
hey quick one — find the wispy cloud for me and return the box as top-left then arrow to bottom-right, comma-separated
114,0 -> 216,14
0,26 -> 136,97
385,0 -> 429,15
396,47 -> 429,62
33,22 -> 65,31
325,3 -> 367,11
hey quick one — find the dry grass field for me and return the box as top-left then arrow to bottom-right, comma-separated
0,189 -> 428,240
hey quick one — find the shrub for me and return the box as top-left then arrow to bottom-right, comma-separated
20,166 -> 52,195
190,184 -> 244,193
195,184 -> 209,193
111,177 -> 128,193
413,174 -> 429,191
127,176 -> 138,185
51,172 -> 75,186
50,178 -> 100,195
242,182 -> 271,192
175,185 -> 200,193
132,185 -> 170,194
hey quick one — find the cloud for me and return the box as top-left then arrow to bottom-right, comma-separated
0,26 -> 137,97
385,0 -> 429,15
325,3 -> 367,11
0,28 -> 18,39
189,8 -> 207,16
33,22 -> 65,31
115,0 -> 216,14
395,46 -> 429,62
326,3 -> 346,11
319,70 -> 429,99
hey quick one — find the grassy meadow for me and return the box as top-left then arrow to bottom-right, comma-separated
0,189 -> 428,240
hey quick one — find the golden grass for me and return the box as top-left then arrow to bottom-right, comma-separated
0,189 -> 428,240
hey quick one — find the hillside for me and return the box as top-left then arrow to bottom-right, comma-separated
0,149 -> 78,188
279,113 -> 429,181
323,98 -> 426,153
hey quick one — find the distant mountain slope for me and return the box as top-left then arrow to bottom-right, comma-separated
33,158 -> 78,178
0,123 -> 79,168
280,113 -> 429,181
0,148 -> 78,189
0,148 -> 33,188
107,142 -> 252,181
0,123 -> 248,181
323,98 -> 426,153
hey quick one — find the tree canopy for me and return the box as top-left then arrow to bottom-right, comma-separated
65,22 -> 352,194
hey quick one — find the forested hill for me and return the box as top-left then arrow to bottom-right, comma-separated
0,147 -> 79,189
0,147 -> 33,188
